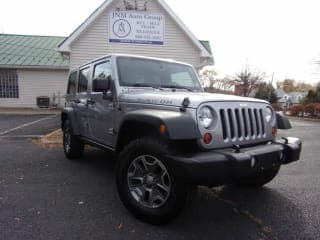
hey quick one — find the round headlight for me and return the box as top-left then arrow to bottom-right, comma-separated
198,106 -> 213,129
265,106 -> 273,122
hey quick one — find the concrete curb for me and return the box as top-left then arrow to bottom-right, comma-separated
35,129 -> 63,146
41,129 -> 62,144
288,116 -> 320,123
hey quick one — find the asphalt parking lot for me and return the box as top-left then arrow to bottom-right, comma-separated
0,115 -> 319,240
0,114 -> 60,138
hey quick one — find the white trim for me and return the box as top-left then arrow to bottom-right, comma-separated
57,0 -> 113,52
57,0 -> 212,58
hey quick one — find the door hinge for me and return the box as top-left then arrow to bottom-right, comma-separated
108,128 -> 115,136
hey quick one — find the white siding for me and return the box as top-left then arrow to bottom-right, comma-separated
69,0 -> 201,69
0,69 -> 68,108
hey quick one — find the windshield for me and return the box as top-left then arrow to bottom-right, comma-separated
117,57 -> 202,91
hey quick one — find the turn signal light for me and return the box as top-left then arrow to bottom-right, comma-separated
272,127 -> 277,137
159,124 -> 167,135
203,133 -> 213,144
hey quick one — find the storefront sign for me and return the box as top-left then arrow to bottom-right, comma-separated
109,11 -> 164,45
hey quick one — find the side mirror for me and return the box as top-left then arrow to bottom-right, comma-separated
276,112 -> 292,129
92,77 -> 111,93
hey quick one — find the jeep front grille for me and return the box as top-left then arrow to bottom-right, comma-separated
219,107 -> 266,142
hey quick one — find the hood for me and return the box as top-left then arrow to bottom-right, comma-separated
118,89 -> 268,108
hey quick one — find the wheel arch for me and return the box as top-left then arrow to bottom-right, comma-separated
61,108 -> 81,135
115,109 -> 201,152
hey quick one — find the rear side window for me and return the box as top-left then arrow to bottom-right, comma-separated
67,71 -> 77,94
78,67 -> 90,93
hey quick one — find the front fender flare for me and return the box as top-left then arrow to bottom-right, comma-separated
119,109 -> 201,140
276,112 -> 292,130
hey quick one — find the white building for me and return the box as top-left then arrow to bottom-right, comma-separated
0,0 -> 213,108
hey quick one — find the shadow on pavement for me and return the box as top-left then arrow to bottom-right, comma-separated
65,147 -> 310,240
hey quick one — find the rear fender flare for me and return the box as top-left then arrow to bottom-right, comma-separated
61,108 -> 81,135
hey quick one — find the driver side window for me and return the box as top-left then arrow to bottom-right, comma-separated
93,61 -> 111,80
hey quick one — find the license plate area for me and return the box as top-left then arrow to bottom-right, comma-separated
253,151 -> 280,170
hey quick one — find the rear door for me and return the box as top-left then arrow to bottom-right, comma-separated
65,70 -> 78,106
86,59 -> 115,146
75,66 -> 91,137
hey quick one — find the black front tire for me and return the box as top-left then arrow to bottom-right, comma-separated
116,137 -> 192,224
62,119 -> 84,159
236,165 -> 280,187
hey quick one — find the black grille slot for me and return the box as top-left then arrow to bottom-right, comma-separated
220,109 -> 227,140
248,109 -> 254,137
259,109 -> 265,134
254,109 -> 261,137
227,109 -> 235,139
242,108 -> 248,137
235,109 -> 242,138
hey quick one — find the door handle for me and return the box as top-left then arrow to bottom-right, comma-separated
86,98 -> 95,105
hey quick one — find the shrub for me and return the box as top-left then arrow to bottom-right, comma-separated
290,104 -> 305,116
314,103 -> 320,118
271,103 -> 282,111
305,103 -> 316,117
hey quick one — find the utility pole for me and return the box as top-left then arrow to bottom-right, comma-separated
268,72 -> 274,102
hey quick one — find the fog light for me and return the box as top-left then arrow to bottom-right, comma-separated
203,133 -> 212,144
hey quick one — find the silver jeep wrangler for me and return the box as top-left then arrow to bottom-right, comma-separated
61,54 -> 301,224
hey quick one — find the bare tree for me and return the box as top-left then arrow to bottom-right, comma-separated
232,66 -> 265,97
212,77 -> 233,93
199,67 -> 233,93
199,66 -> 217,88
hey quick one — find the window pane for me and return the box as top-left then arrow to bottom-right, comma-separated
0,69 -> 19,98
171,72 -> 194,87
117,57 -> 201,91
67,71 -> 77,94
94,61 -> 111,79
78,68 -> 90,93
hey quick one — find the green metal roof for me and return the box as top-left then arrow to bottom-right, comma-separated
0,34 -> 69,69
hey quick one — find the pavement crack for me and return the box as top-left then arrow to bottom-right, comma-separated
207,188 -> 278,240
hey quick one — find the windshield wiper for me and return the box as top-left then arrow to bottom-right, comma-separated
130,83 -> 163,90
161,85 -> 195,92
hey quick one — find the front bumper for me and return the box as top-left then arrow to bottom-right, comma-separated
167,137 -> 302,186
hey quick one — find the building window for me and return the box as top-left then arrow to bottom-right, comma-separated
0,69 -> 19,98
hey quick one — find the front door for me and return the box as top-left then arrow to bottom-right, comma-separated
86,60 -> 114,147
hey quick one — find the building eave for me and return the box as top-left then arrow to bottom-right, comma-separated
57,0 -> 212,58
57,0 -> 113,52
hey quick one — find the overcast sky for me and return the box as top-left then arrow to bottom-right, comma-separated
1,0 -> 320,84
